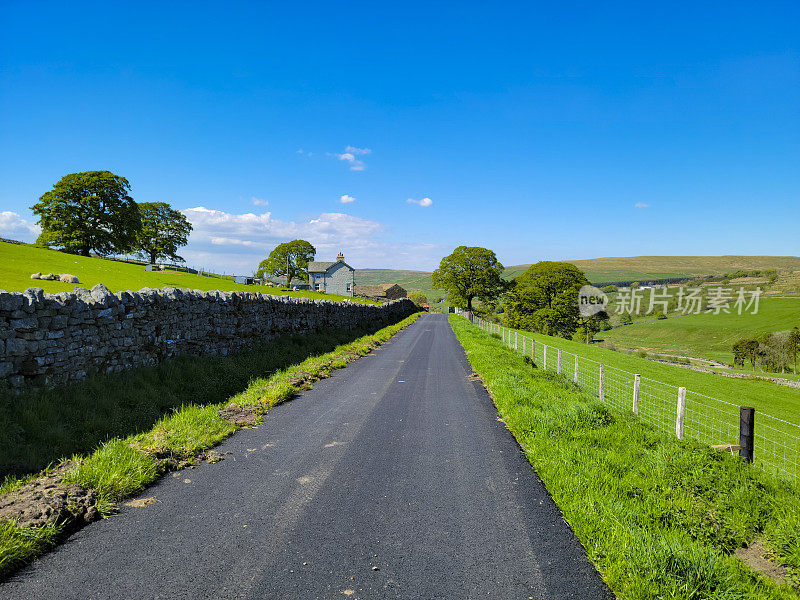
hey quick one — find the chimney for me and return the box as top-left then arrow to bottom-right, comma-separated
337,252 -> 344,262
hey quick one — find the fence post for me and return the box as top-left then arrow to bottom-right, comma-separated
574,355 -> 579,384
676,387 -> 686,440
515,331 -> 518,351
633,374 -> 640,415
543,345 -> 547,370
531,339 -> 535,362
557,349 -> 562,373
739,407 -> 755,463
599,363 -> 605,400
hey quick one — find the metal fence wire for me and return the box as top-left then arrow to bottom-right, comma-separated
461,312 -> 800,487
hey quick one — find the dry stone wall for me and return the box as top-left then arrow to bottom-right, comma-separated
0,285 -> 417,389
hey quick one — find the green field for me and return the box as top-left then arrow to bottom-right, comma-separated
0,242 -> 375,303
599,297 -> 800,366
481,318 -> 800,424
474,316 -> 800,489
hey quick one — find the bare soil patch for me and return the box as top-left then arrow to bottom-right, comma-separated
0,462 -> 99,530
734,540 -> 788,585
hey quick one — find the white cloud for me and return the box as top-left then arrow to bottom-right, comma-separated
297,149 -> 313,157
339,194 -> 356,204
634,202 -> 650,209
407,197 -> 433,207
0,211 -> 41,241
251,197 -> 268,206
178,206 -> 442,273
332,146 -> 371,171
345,146 -> 371,156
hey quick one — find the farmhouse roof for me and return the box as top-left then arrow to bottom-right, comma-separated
308,261 -> 335,272
354,284 -> 405,296
308,259 -> 354,273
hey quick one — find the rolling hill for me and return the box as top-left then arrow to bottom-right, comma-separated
357,256 -> 800,295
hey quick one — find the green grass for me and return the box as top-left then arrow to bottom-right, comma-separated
450,315 -> 800,599
64,439 -> 159,505
0,311 -> 421,580
492,320 -> 800,427
0,241 -> 376,303
0,521 -> 60,580
599,297 -> 800,366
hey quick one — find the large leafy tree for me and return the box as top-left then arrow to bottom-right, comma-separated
32,171 -> 141,256
257,240 -> 317,285
136,202 -> 193,264
432,246 -> 506,311
505,261 -> 589,338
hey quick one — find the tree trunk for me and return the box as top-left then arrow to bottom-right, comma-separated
466,296 -> 473,311
80,247 -> 90,257
150,251 -> 157,264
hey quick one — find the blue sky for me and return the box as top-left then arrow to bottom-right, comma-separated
1,1 -> 798,273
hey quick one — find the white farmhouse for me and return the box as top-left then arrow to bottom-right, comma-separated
308,252 -> 355,296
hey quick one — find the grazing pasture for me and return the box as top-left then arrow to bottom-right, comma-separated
599,297 -> 800,366
0,241 -> 375,303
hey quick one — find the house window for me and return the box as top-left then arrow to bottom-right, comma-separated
346,283 -> 352,292
315,283 -> 323,291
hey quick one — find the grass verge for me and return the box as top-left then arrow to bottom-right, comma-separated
1,318 -> 417,478
449,314 -> 800,599
0,311 -> 422,580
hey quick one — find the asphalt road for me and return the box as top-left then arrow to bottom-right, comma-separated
3,313 -> 613,599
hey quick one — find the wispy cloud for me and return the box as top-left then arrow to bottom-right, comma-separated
0,211 -> 41,241
331,146 -> 371,171
251,197 -> 268,206
339,194 -> 356,204
178,206 -> 442,273
297,149 -> 313,157
407,197 -> 433,207
634,202 -> 650,209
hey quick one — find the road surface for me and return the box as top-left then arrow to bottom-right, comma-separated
3,313 -> 612,599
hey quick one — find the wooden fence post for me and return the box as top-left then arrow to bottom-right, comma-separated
543,346 -> 547,370
676,387 -> 686,440
574,355 -> 579,384
633,374 -> 640,415
531,339 -> 535,362
739,407 -> 755,463
599,363 -> 605,400
515,331 -> 518,351
557,349 -> 562,373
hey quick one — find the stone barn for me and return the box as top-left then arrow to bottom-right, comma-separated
354,284 -> 408,303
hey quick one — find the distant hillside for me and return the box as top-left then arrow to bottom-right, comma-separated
506,256 -> 800,284
356,269 -> 443,300
356,256 -> 800,295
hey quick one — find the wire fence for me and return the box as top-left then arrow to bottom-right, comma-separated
460,312 -> 800,488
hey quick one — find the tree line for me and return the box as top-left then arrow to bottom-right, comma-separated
432,246 -> 606,342
32,171 -> 192,264
733,329 -> 800,374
